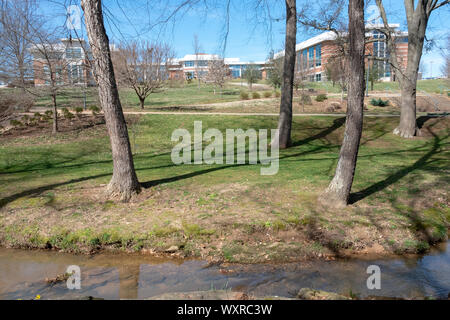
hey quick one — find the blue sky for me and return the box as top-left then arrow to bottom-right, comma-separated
40,0 -> 449,77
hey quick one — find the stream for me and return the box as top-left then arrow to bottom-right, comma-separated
0,241 -> 449,300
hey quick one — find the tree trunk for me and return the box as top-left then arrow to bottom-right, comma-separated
394,74 -> 420,138
52,94 -> 58,134
139,97 -> 145,109
319,0 -> 365,208
81,0 -> 140,202
272,0 -> 296,149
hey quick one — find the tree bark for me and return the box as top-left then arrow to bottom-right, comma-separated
51,94 -> 58,134
394,74 -> 420,138
319,0 -> 365,208
375,0 -> 441,138
139,97 -> 145,109
272,0 -> 296,149
81,0 -> 141,201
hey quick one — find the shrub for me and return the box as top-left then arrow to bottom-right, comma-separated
10,119 -> 23,127
301,94 -> 312,105
252,92 -> 261,99
240,91 -> 249,100
275,90 -> 281,98
44,110 -> 53,117
74,107 -> 84,115
88,105 -> 100,116
62,107 -> 74,119
370,98 -> 389,107
22,115 -> 30,125
263,91 -> 272,98
315,94 -> 328,102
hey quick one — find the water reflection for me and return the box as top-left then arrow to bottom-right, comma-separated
0,241 -> 448,300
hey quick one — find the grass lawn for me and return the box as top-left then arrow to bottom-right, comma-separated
119,83 -> 243,110
0,114 -> 448,262
304,79 -> 450,95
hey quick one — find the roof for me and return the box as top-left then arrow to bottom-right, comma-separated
274,31 -> 338,59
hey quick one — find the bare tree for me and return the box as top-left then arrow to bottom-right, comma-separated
0,0 -> 38,89
206,59 -> 229,95
81,0 -> 140,201
272,0 -> 297,149
113,41 -> 173,109
442,34 -> 450,78
243,63 -> 261,91
294,57 -> 309,112
193,34 -> 202,88
319,0 -> 365,207
375,0 -> 449,138
326,55 -> 349,102
28,30 -> 68,134
267,53 -> 283,90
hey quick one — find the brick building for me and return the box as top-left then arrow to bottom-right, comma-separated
30,38 -> 96,87
275,24 -> 408,82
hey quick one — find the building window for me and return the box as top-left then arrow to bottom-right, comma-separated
197,60 -> 208,67
309,74 -> 315,82
66,47 -> 82,60
372,30 -> 391,78
315,73 -> 321,82
303,49 -> 307,69
315,44 -> 321,67
309,47 -> 314,68
43,65 -> 50,85
184,61 -> 194,67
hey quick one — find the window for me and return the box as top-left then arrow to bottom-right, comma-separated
315,73 -> 321,82
372,30 -> 390,78
66,47 -> 82,60
309,74 -> 315,82
308,47 -> 314,68
315,44 -> 321,67
68,64 -> 84,84
302,50 -> 307,69
43,65 -> 50,85
197,60 -> 208,67
184,61 -> 194,67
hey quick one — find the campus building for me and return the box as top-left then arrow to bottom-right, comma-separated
275,24 -> 408,82
30,38 -> 96,87
168,54 -> 266,80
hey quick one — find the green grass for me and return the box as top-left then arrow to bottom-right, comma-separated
0,114 -> 448,261
119,83 -> 242,110
303,79 -> 450,95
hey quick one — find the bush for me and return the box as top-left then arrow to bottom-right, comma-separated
88,105 -> 100,116
240,91 -> 249,100
62,107 -> 74,119
275,90 -> 281,98
301,94 -> 312,105
263,91 -> 272,98
10,119 -> 23,128
74,107 -> 84,115
252,92 -> 261,99
315,94 -> 328,102
370,98 -> 389,107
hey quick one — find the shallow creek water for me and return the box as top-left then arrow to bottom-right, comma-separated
0,241 -> 449,300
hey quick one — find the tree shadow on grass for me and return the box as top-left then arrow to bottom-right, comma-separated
349,117 -> 447,204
